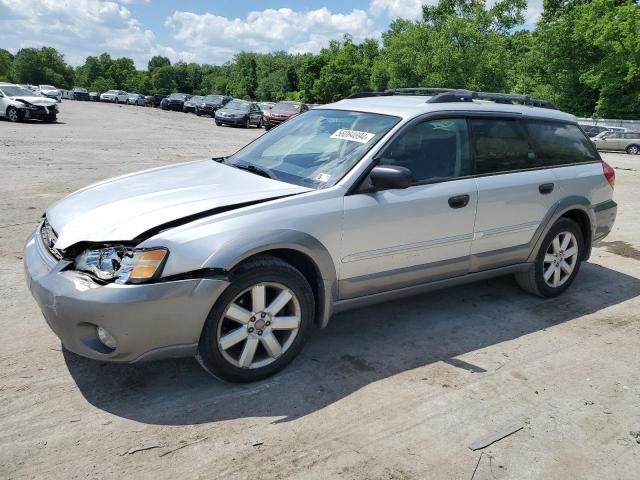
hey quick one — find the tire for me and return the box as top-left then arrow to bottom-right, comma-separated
198,255 -> 314,383
45,114 -> 57,123
6,106 -> 21,123
626,144 -> 640,155
258,117 -> 263,128
515,218 -> 584,298
114,98 -> 119,104
264,123 -> 271,131
244,118 -> 251,129
215,121 -> 222,126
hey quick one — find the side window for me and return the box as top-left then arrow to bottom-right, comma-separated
470,118 -> 532,174
624,133 -> 639,140
379,118 -> 472,183
526,121 -> 598,166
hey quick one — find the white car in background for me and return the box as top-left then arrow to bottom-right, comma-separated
38,85 -> 62,102
100,90 -> 129,103
0,83 -> 59,122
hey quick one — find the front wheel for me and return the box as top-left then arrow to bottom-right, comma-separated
45,114 -> 57,123
198,255 -> 314,382
264,123 -> 271,131
516,218 -> 583,297
626,144 -> 640,155
6,106 -> 21,122
215,121 -> 222,126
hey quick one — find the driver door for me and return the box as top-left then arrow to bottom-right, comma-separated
340,117 -> 478,299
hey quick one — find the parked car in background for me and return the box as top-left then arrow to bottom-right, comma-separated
195,94 -> 232,116
148,94 -> 166,108
591,130 -> 640,154
215,100 -> 263,128
258,102 -> 275,113
100,90 -> 129,103
263,101 -> 309,130
183,95 -> 204,113
71,87 -> 90,101
127,93 -> 146,106
89,91 -> 100,102
162,93 -> 191,111
38,85 -> 62,102
24,88 -> 617,382
0,83 -> 59,122
580,124 -> 626,137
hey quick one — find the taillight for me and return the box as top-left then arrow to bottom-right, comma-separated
602,160 -> 615,189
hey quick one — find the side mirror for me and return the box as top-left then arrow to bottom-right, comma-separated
369,165 -> 413,190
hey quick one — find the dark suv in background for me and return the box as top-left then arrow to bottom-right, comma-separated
71,87 -> 90,101
162,93 -> 191,111
263,101 -> 309,130
196,95 -> 233,117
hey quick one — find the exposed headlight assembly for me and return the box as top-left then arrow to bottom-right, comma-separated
74,246 -> 168,284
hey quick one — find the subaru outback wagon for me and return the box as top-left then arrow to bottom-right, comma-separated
25,88 -> 617,382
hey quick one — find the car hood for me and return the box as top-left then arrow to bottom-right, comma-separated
46,159 -> 312,249
217,108 -> 246,115
269,109 -> 298,117
10,95 -> 57,106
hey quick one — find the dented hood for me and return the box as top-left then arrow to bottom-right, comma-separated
47,159 -> 311,249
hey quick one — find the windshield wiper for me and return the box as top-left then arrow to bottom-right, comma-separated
232,162 -> 276,180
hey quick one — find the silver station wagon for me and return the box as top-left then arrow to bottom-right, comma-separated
25,88 -> 618,382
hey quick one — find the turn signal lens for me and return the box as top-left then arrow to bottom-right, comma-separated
128,248 -> 168,282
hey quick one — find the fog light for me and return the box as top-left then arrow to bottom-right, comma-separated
96,326 -> 117,350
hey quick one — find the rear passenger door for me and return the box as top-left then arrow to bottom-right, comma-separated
469,117 -> 559,270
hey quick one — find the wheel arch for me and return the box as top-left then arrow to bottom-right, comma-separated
527,196 -> 595,263
202,230 -> 338,328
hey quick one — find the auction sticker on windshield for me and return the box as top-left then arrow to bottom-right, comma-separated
330,129 -> 375,143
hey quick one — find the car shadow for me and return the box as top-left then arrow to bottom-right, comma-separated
64,262 -> 640,425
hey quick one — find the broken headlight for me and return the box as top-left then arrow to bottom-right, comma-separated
74,246 -> 168,284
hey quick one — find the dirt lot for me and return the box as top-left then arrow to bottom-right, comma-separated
1,101 -> 639,480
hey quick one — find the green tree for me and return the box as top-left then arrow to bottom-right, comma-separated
89,76 -> 114,93
0,48 -> 13,81
107,57 -> 136,89
151,65 -> 176,94
10,47 -> 73,87
148,56 -> 171,73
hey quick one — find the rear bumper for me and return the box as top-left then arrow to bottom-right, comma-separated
593,199 -> 617,242
24,229 -> 229,363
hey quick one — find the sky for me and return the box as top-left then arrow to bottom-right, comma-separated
0,0 -> 544,68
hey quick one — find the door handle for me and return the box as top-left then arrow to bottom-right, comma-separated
448,194 -> 470,209
539,183 -> 554,194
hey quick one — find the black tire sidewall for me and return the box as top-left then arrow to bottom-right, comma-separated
533,218 -> 584,297
199,259 -> 314,382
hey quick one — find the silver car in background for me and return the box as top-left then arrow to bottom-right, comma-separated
24,89 -> 617,382
591,130 -> 640,155
127,93 -> 146,106
100,90 -> 129,103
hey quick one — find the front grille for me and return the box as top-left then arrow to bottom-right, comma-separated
40,219 -> 62,260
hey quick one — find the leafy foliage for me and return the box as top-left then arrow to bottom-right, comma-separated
1,0 -> 638,118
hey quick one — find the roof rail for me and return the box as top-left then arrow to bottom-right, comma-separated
346,87 -> 455,99
427,90 -> 558,110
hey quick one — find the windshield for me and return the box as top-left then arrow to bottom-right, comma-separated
106,90 -> 118,94
40,85 -> 55,90
169,93 -> 187,99
189,96 -> 203,102
227,109 -> 399,188
225,101 -> 250,111
204,95 -> 223,102
75,88 -> 88,93
1,86 -> 36,97
273,102 -> 301,112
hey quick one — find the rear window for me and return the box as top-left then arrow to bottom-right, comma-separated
526,121 -> 599,166
470,118 -> 532,174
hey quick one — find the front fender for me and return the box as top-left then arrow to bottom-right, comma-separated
202,229 -> 338,328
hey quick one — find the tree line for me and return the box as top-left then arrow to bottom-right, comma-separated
0,0 -> 638,118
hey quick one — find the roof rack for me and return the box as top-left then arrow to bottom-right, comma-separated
346,87 -> 557,110
427,89 -> 558,110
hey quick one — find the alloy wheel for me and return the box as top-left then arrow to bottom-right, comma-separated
628,145 -> 639,155
216,282 -> 301,369
543,231 -> 578,288
7,107 -> 19,122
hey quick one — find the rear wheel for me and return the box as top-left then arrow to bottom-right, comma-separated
6,107 -> 21,122
626,144 -> 640,155
198,255 -> 314,382
516,218 -> 583,297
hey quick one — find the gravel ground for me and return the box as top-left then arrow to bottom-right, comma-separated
1,101 -> 639,480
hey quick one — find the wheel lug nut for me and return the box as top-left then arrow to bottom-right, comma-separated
261,312 -> 266,318
266,321 -> 271,326
257,331 -> 263,336
250,316 -> 255,322
248,327 -> 254,333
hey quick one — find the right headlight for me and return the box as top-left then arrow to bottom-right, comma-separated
74,246 -> 168,284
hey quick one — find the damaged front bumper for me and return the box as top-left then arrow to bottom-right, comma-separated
24,228 -> 229,363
